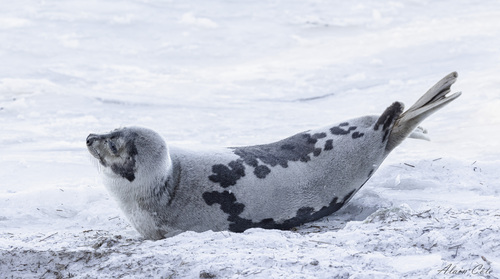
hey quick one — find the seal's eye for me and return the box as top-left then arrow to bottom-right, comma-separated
108,140 -> 118,154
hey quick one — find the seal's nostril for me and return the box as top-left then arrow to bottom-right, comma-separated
87,134 -> 97,146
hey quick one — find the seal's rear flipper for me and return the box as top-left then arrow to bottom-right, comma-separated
386,72 -> 461,152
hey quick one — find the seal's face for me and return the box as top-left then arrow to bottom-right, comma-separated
87,128 -> 138,182
86,127 -> 168,183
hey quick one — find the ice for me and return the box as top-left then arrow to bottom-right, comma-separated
1,0 -> 499,278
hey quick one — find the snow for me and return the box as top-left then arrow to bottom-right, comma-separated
1,0 -> 499,278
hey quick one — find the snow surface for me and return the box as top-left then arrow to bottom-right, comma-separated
1,0 -> 499,278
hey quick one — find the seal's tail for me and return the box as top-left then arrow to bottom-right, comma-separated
385,72 -> 462,152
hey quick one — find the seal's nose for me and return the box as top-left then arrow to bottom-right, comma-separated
86,134 -> 98,146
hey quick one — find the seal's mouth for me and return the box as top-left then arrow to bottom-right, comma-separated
87,146 -> 107,166
86,134 -> 107,166
87,146 -> 106,166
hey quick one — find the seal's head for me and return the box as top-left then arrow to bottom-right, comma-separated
86,127 -> 170,183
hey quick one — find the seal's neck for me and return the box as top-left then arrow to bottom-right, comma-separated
103,152 -> 174,208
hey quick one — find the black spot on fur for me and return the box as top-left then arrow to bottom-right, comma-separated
313,148 -> 322,157
277,190 -> 356,229
208,161 -> 245,188
203,191 -> 245,216
203,189 -> 356,233
312,132 -> 327,140
352,131 -> 364,139
233,132 -> 324,169
324,139 -> 333,151
374,102 -> 403,142
242,157 -> 258,167
110,141 -> 138,182
330,123 -> 357,136
254,165 -> 271,178
111,163 -> 135,182
281,144 -> 295,150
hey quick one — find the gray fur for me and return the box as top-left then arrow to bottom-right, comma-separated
87,73 -> 461,240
